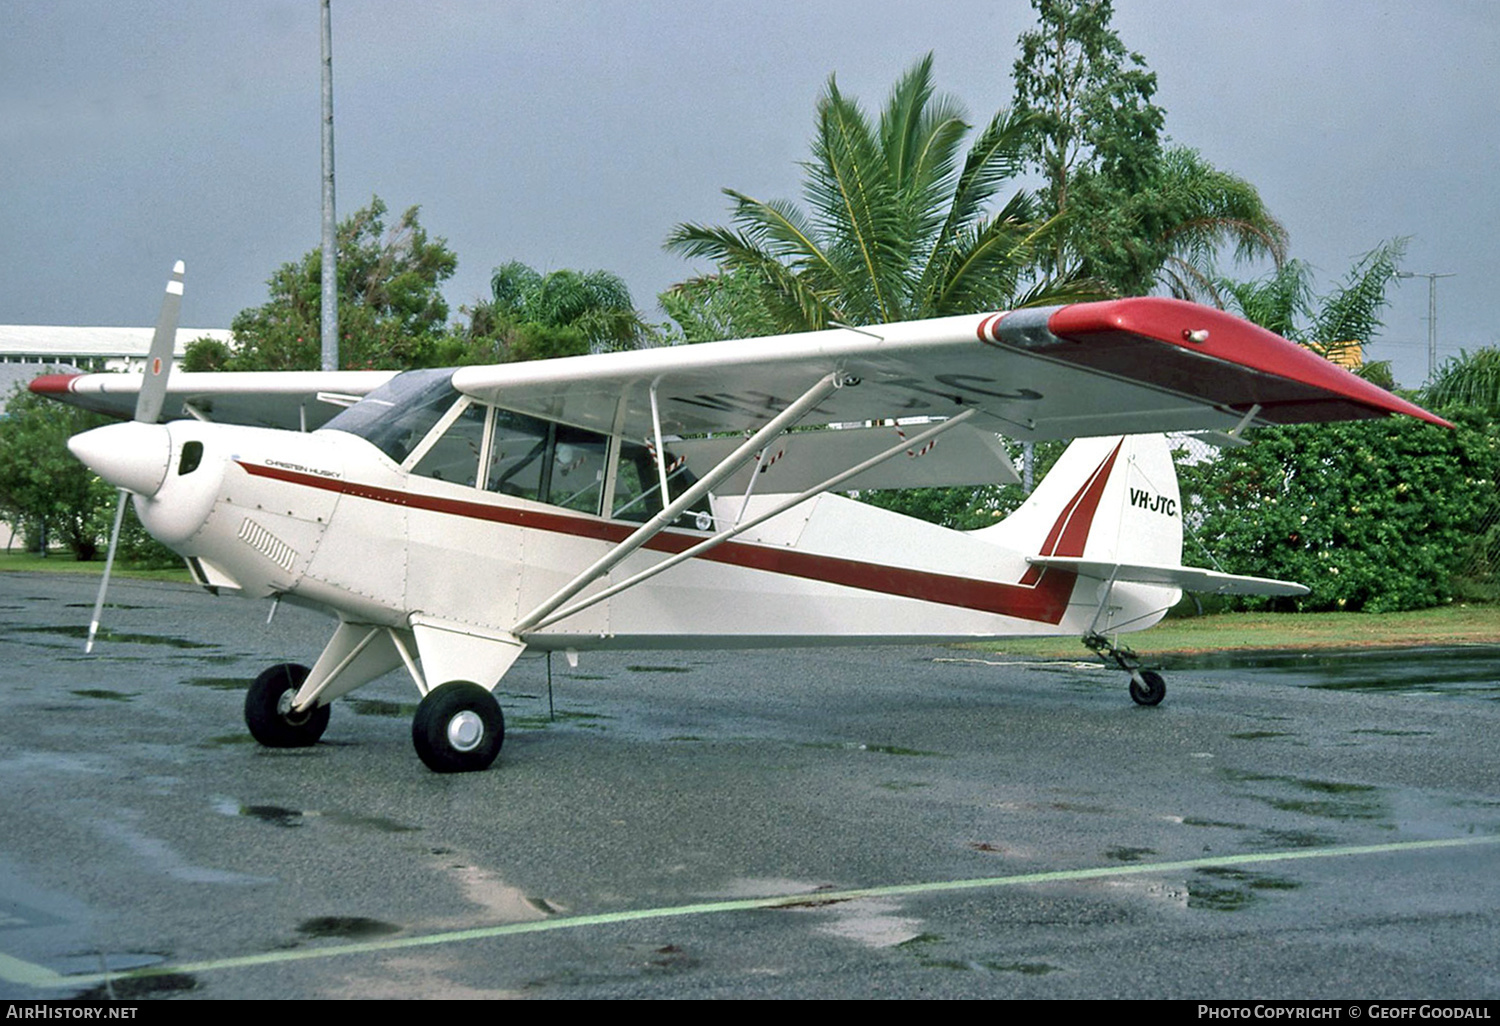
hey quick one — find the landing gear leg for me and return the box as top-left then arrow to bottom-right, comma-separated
1083,633 -> 1166,706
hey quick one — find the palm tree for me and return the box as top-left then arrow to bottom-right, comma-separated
1425,347 -> 1500,415
476,261 -> 651,354
665,54 -> 1096,336
1216,238 -> 1407,383
1145,147 -> 1288,303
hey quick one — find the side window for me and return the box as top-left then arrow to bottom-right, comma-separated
549,426 -> 608,515
411,403 -> 487,486
485,411 -> 549,501
611,441 -> 712,529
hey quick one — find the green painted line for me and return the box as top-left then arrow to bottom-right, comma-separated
0,951 -> 66,988
5,833 -> 1496,990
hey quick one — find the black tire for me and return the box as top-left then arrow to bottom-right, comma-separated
245,663 -> 330,747
411,682 -> 504,773
1129,669 -> 1167,707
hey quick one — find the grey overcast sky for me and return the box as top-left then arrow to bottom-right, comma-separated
2,0 -> 1496,387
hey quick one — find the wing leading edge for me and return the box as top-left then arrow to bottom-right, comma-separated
28,370 -> 398,430
31,298 -> 1446,439
452,297 -> 1447,441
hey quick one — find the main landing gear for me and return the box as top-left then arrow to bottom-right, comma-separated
245,663 -> 331,746
243,665 -> 506,773
1083,632 -> 1167,706
411,681 -> 505,774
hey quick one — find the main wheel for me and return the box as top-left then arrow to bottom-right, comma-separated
411,682 -> 504,773
245,663 -> 330,747
1129,669 -> 1167,706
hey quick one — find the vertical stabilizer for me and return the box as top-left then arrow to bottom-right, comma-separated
973,434 -> 1183,570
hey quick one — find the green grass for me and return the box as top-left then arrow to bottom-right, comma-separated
0,550 -> 192,583
976,604 -> 1500,658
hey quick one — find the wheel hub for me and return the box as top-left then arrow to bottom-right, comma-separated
447,710 -> 485,752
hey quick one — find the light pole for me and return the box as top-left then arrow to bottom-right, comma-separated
320,0 -> 338,373
1396,270 -> 1455,382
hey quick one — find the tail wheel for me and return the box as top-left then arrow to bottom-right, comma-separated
1129,669 -> 1167,706
412,681 -> 504,773
245,663 -> 330,747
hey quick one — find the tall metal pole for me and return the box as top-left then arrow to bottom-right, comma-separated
319,0 -> 339,372
1397,271 -> 1455,382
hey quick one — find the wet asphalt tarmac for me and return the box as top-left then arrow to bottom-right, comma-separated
0,570 -> 1497,1000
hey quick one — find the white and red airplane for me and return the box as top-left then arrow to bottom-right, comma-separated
33,264 -> 1447,772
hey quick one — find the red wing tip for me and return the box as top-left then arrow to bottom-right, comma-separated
1048,298 -> 1453,429
28,373 -> 83,395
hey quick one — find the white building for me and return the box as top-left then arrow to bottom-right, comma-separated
0,325 -> 232,374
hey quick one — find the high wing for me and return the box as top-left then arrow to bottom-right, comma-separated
28,369 -> 397,430
32,297 -> 1446,439
451,298 -> 1449,441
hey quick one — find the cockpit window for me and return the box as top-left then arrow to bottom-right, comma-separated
485,410 -> 609,515
412,402 -> 486,486
321,369 -> 458,464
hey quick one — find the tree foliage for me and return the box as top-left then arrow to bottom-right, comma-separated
455,261 -> 653,361
1181,407 -> 1500,612
1012,1 -> 1284,296
0,385 -> 111,560
666,53 -> 1095,336
190,197 -> 458,371
659,267 -> 779,343
1216,239 -> 1407,384
1424,347 -> 1500,416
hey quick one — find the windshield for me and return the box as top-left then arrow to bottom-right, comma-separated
321,368 -> 459,464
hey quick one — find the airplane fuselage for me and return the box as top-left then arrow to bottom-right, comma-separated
139,419 -> 1174,653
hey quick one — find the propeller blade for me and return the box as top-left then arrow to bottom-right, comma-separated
87,260 -> 184,651
86,490 -> 129,653
135,260 -> 185,425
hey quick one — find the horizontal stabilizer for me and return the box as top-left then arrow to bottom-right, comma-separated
1025,556 -> 1309,597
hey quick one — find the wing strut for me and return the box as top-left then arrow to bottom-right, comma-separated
509,372 -> 847,635
525,409 -> 979,633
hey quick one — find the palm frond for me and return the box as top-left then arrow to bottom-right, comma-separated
1309,238 -> 1407,356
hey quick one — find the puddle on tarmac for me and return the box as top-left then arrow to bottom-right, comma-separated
803,741 -> 944,757
1163,646 -> 1500,699
1187,867 -> 1301,911
1219,769 -> 1387,821
346,697 -> 419,718
78,971 -> 198,999
510,709 -> 611,730
70,689 -> 138,702
212,797 -> 418,833
209,799 -> 304,828
625,664 -> 693,673
898,934 -> 1062,974
1105,846 -> 1157,862
201,733 -> 256,747
322,810 -> 420,833
16,625 -> 216,649
297,916 -> 401,939
184,676 -> 247,690
63,602 -> 145,610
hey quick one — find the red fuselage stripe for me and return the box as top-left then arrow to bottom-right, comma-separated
237,451 -> 1119,624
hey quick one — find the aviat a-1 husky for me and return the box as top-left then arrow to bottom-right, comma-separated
34,264 -> 1448,772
